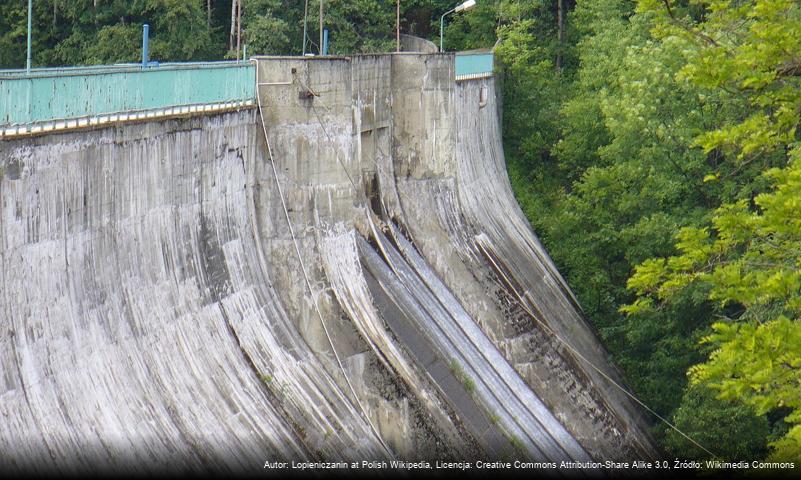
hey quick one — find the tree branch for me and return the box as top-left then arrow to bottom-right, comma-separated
777,59 -> 801,78
661,0 -> 674,18
661,0 -> 720,47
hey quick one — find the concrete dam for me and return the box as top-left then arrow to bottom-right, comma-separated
0,53 -> 657,475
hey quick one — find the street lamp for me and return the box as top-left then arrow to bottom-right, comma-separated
440,0 -> 476,53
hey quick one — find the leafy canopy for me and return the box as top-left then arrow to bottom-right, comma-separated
626,0 -> 801,460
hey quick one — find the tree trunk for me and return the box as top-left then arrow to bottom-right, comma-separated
236,0 -> 242,60
229,0 -> 237,51
207,0 -> 212,29
556,0 -> 564,71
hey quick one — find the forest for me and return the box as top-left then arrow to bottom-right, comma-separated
1,0 -> 799,462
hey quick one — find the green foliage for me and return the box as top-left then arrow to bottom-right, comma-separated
442,0 -> 498,51
496,0 -> 568,218
504,0 -> 800,461
242,0 -> 291,55
449,359 -> 476,394
314,0 -> 395,54
623,0 -> 801,461
665,383 -> 770,460
0,1 -> 28,68
81,25 -> 142,64
653,0 -> 801,162
0,0 -> 459,66
626,161 -> 801,458
144,0 -> 214,60
0,0 -> 218,67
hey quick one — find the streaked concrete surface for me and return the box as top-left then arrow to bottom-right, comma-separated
0,112 -> 389,475
379,56 -> 659,460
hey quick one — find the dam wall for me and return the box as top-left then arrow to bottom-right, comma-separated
253,54 -> 479,458
0,52 -> 657,475
254,52 -> 656,460
0,112 -> 395,474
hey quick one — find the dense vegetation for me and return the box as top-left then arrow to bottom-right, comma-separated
2,0 -> 798,462
0,0 -> 460,66
497,0 -> 800,461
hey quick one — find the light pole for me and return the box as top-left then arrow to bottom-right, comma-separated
26,0 -> 32,72
440,0 -> 476,53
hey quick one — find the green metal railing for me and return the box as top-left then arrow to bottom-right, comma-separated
455,52 -> 493,79
0,61 -> 255,127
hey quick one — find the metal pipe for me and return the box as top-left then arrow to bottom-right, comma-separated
322,28 -> 329,56
142,24 -> 149,68
26,0 -> 32,73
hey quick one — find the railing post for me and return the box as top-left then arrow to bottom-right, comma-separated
142,24 -> 150,69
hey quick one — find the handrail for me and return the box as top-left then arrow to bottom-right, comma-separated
0,60 -> 251,79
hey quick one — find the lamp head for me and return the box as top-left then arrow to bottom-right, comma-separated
455,0 -> 477,13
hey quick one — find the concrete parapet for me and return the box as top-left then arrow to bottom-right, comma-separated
400,34 -> 438,54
